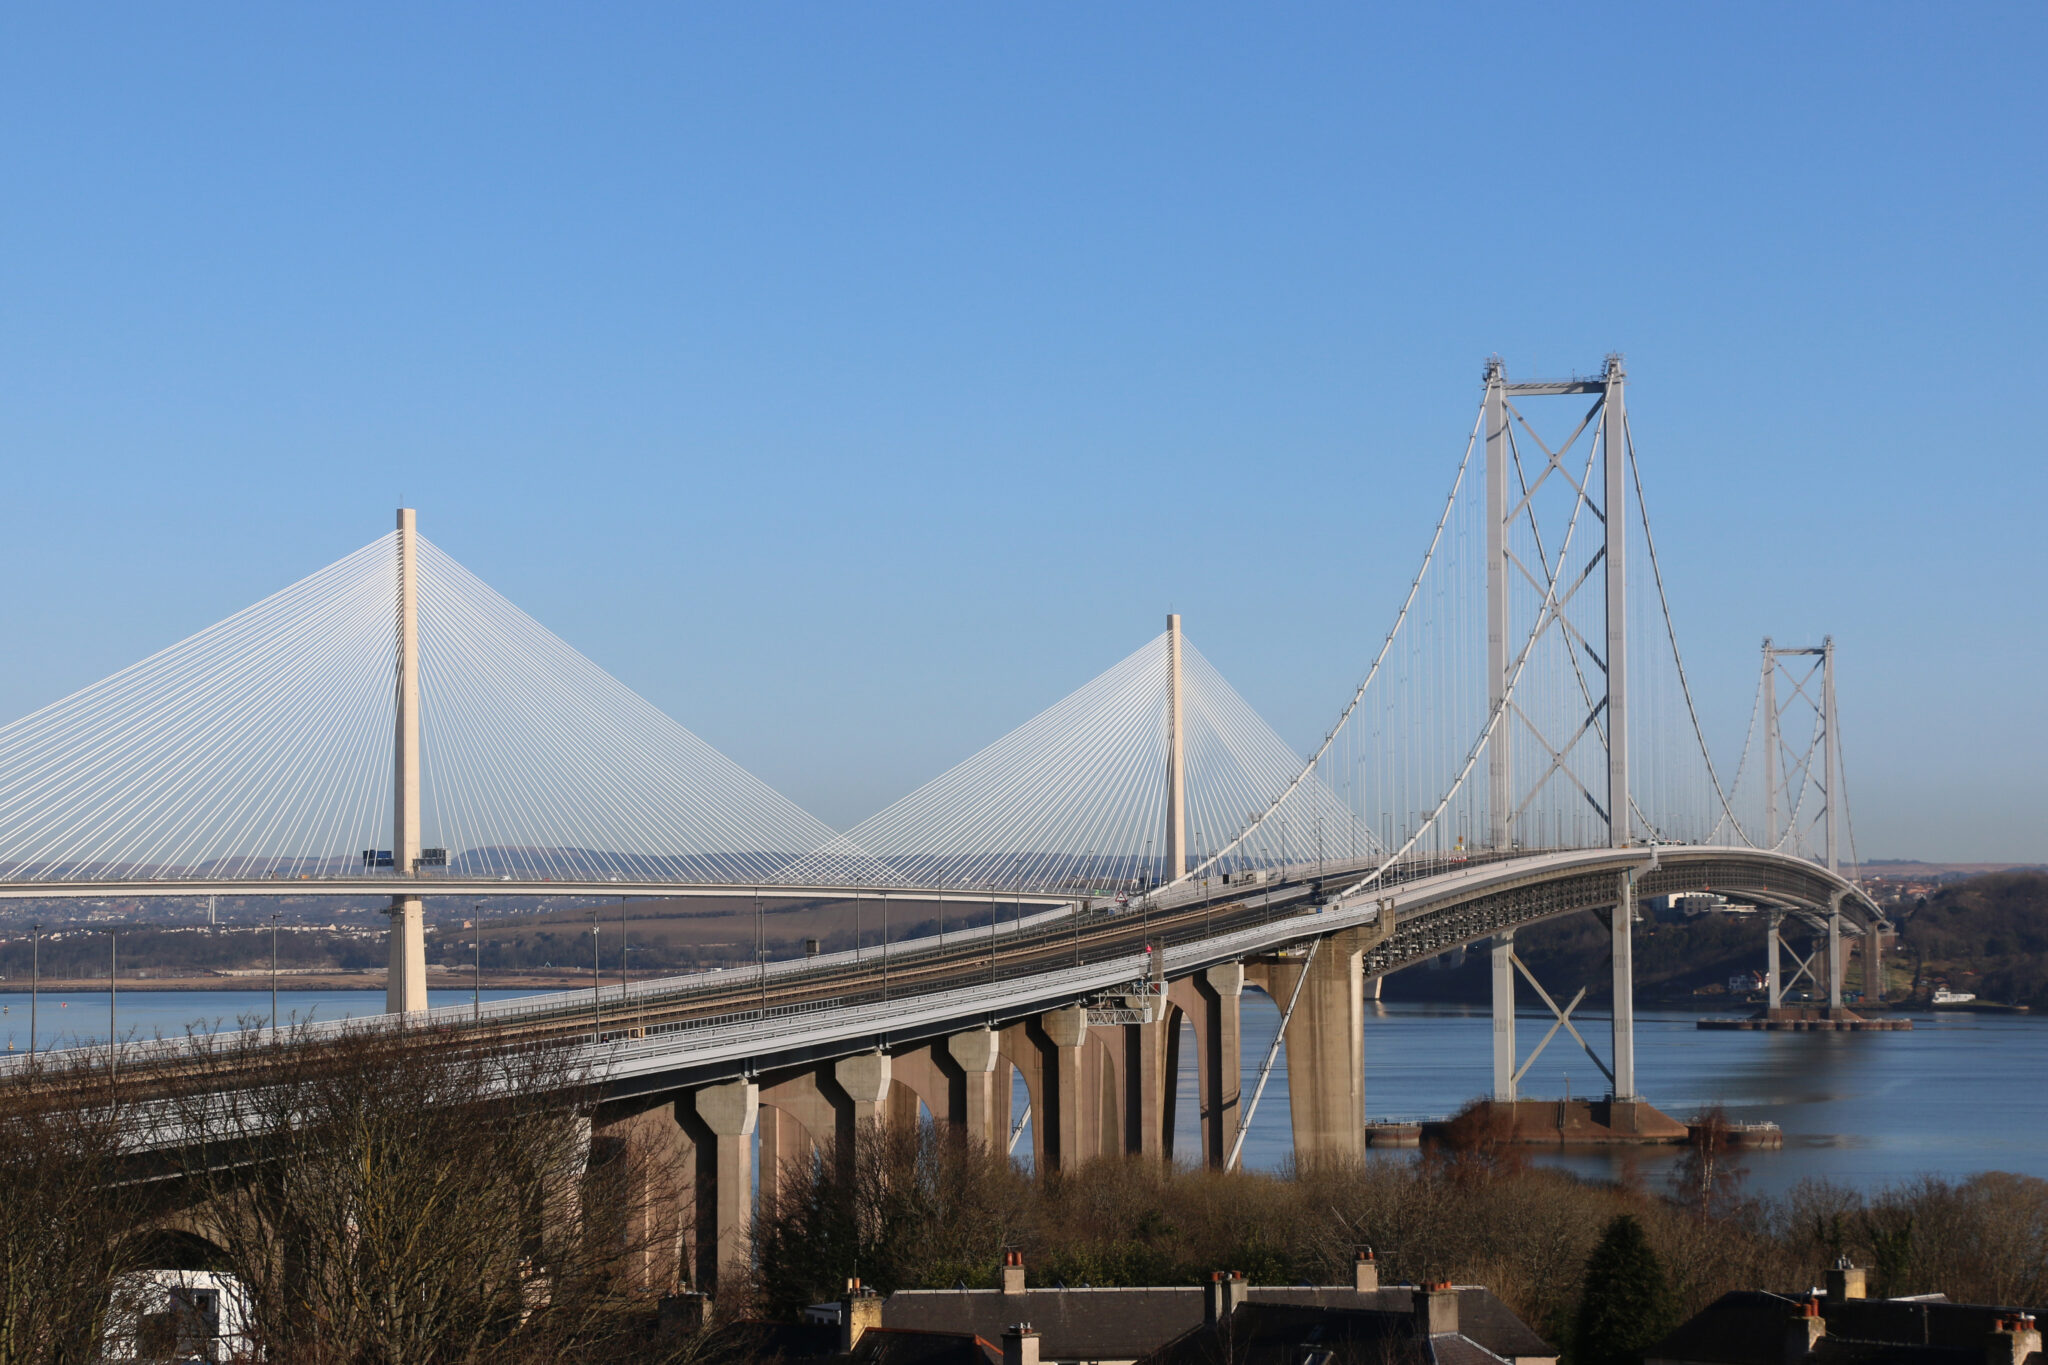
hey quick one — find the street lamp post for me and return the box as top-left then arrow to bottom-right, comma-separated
29,923 -> 39,1056
108,930 -> 118,1092
591,914 -> 601,1034
472,903 -> 482,1023
270,913 -> 281,1038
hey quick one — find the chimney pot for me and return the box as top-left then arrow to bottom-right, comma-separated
1002,1250 -> 1027,1296
1355,1248 -> 1380,1294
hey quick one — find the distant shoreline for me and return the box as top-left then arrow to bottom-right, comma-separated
0,971 -> 600,993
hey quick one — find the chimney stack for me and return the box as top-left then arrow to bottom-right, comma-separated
1827,1258 -> 1867,1301
1355,1248 -> 1380,1294
840,1279 -> 882,1353
1204,1270 -> 1249,1325
1414,1283 -> 1460,1336
1002,1323 -> 1041,1365
1002,1249 -> 1027,1296
1987,1314 -> 2042,1365
1784,1298 -> 1826,1363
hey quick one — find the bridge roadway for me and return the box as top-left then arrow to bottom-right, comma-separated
17,844 -> 1872,1294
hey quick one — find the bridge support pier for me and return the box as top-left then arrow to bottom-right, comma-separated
1612,874 -> 1636,1101
836,1052 -> 893,1130
1828,904 -> 1844,1010
1042,1006 -> 1091,1173
683,1079 -> 757,1295
1491,931 -> 1516,1103
386,897 -> 426,1015
1167,963 -> 1243,1167
1247,930 -> 1367,1166
945,1028 -> 1003,1148
1766,911 -> 1783,1010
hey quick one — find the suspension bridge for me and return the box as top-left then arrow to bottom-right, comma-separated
0,356 -> 1883,1291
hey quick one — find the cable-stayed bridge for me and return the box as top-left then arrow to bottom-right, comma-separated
2,356 -> 1884,1290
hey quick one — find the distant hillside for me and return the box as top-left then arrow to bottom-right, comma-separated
1894,870 -> 2048,1009
1380,907 -> 1770,1005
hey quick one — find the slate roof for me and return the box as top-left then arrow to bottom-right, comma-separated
883,1285 -> 1204,1361
702,1321 -> 999,1364
880,1283 -> 1555,1363
1131,1301 -> 1517,1365
1647,1291 -> 2045,1365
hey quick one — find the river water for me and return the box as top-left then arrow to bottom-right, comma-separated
6,989 -> 2041,1195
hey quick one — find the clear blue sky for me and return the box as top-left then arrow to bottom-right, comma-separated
1,6 -> 2041,861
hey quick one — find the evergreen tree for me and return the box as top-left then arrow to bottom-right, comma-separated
1573,1214 -> 1678,1365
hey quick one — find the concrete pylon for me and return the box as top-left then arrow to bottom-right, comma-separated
835,1051 -> 892,1129
1040,1006 -> 1091,1172
1247,930 -> 1367,1166
1164,614 -> 1186,883
1168,963 -> 1243,1167
1611,873 -> 1636,1100
945,1028 -> 1002,1149
686,1079 -> 757,1294
387,508 -> 427,1015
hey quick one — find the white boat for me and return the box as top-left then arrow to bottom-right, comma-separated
1931,987 -> 1977,1005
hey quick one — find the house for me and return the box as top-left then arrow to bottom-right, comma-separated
1645,1260 -> 2043,1365
1135,1274 -> 1547,1365
724,1252 -> 1554,1365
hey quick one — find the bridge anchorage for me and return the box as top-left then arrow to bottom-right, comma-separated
0,354 -> 1888,1296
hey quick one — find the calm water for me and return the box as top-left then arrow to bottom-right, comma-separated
8,989 -> 2041,1194
1213,998 -> 2048,1193
0,988 -> 539,1052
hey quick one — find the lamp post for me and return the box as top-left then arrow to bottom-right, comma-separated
472,903 -> 482,1023
270,913 -> 281,1038
591,914 -> 601,1033
881,891 -> 890,1001
29,923 -> 39,1056
108,930 -> 117,1092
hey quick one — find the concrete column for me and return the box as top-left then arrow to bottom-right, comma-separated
387,506 -> 427,1016
1251,935 -> 1365,1166
386,902 -> 425,1016
946,1028 -> 1001,1149
1611,874 -> 1636,1100
687,1079 -> 756,1294
835,1052 -> 892,1129
1766,911 -> 1783,1011
1169,964 -> 1243,1167
757,1103 -> 800,1222
589,1102 -> 685,1292
1164,614 -> 1187,883
1828,908 -> 1843,1010
1491,931 -> 1517,1103
1128,1012 -> 1172,1159
1042,1005 -> 1090,1172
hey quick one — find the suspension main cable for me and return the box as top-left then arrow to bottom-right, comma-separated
1184,401 -> 1486,885
1622,414 -> 1748,846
